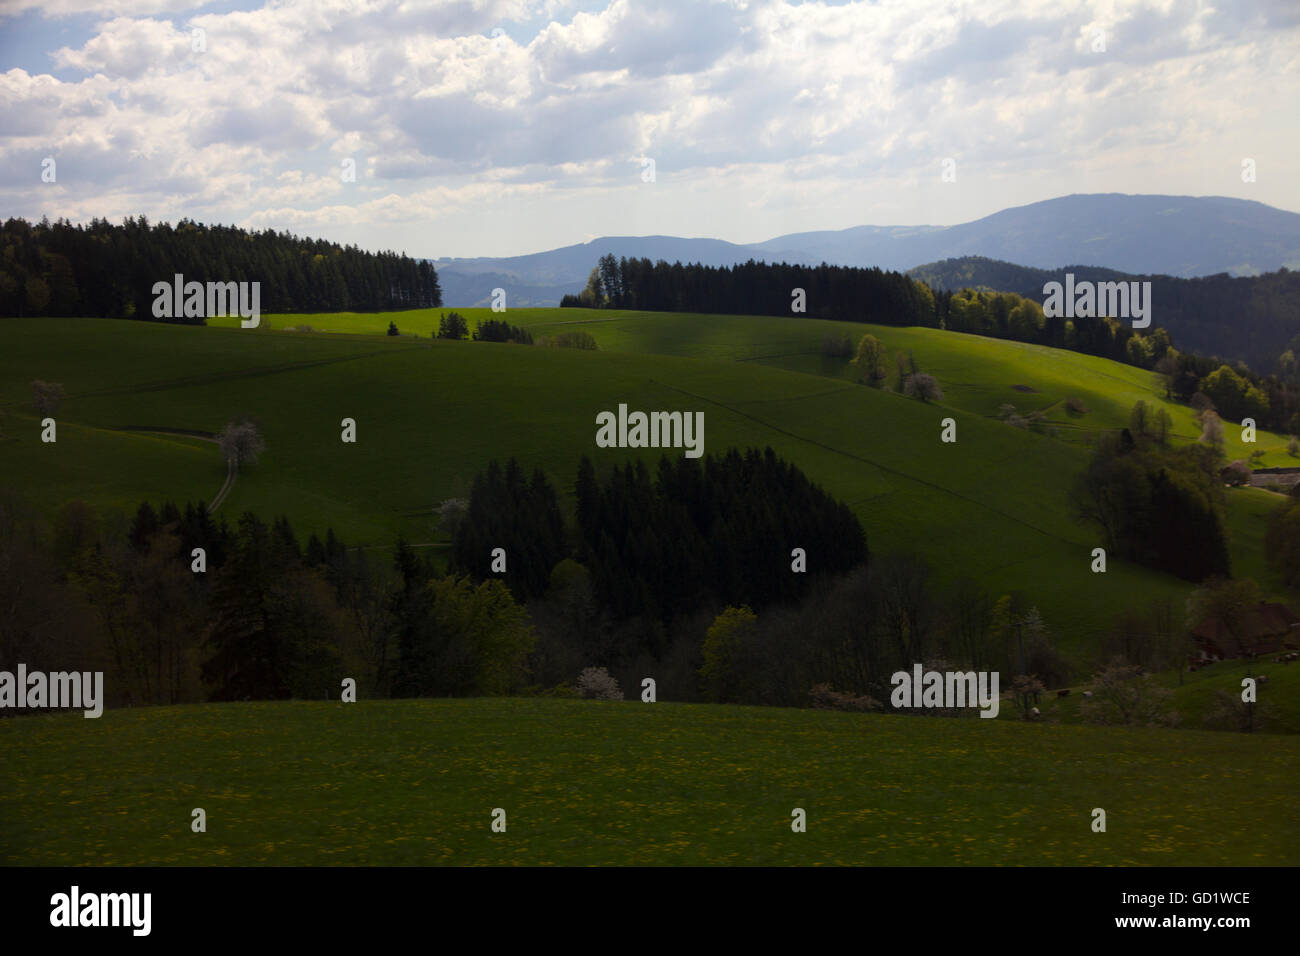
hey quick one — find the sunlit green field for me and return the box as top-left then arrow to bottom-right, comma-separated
2,698 -> 1295,866
210,306 -> 1295,465
1,315 -> 1287,665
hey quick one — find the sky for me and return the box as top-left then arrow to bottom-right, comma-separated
3,0 -> 1299,259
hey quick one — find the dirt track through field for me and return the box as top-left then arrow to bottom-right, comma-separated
116,426 -> 234,513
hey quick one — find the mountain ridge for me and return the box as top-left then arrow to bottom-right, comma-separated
432,193 -> 1300,308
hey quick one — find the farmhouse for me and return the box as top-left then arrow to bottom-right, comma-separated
1190,602 -> 1300,663
1249,466 -> 1300,491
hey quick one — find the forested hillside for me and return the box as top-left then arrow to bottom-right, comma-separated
561,255 -> 934,326
909,255 -> 1300,373
0,216 -> 442,319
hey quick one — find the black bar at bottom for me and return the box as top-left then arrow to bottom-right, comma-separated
0,866 -> 1283,942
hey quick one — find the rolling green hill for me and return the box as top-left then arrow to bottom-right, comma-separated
1,697 -> 1295,866
211,306 -> 1296,464
1,314 -> 1288,668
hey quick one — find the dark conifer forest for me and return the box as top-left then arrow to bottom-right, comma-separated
0,216 -> 442,318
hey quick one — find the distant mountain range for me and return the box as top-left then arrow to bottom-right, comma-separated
431,193 -> 1300,307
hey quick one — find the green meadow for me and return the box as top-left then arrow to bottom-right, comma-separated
1,314 -> 1289,666
214,306 -> 1296,465
1,698 -> 1295,866
2,310 -> 1296,867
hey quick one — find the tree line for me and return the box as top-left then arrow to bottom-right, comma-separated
0,491 -> 536,708
910,256 -> 1300,377
561,254 -> 935,325
10,471 -> 1290,717
0,216 -> 441,319
563,255 -> 1300,437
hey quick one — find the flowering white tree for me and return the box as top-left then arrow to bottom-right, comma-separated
218,419 -> 264,467
576,666 -> 623,701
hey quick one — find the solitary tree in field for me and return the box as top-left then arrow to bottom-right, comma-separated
700,605 -> 757,703
435,497 -> 468,538
850,334 -> 887,387
903,373 -> 944,403
219,419 -> 265,468
31,380 -> 64,416
1199,409 -> 1225,451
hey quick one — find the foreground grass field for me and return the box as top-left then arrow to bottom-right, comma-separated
1,698 -> 1295,866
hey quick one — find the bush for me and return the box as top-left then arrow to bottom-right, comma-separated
550,331 -> 598,350
1288,437 -> 1299,457
1080,661 -> 1177,727
700,605 -> 758,703
1065,396 -> 1089,415
576,666 -> 623,700
387,321 -> 399,336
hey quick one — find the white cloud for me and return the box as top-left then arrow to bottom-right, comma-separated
0,0 -> 1296,257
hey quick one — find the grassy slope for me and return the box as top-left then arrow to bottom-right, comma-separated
216,307 -> 1295,465
3,316 -> 1247,665
1,698 -> 1295,866
216,308 -> 1289,591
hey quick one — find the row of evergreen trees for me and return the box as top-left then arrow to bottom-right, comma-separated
562,254 -> 935,325
0,216 -> 441,318
575,450 -> 867,619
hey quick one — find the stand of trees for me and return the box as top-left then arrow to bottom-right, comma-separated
0,493 -> 536,708
910,256 -> 1300,376
0,216 -> 441,319
561,254 -> 935,326
4,473 -> 1081,713
1163,350 -> 1299,437
449,449 -> 867,624
1070,405 -> 1231,582
572,448 -> 867,620
472,318 -> 533,343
